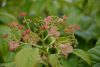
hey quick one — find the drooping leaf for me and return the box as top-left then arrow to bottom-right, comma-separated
72,49 -> 91,65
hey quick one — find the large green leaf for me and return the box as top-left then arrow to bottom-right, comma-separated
15,47 -> 39,67
88,46 -> 100,63
0,12 -> 17,24
72,49 -> 91,65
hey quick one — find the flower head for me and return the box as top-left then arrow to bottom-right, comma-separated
60,43 -> 73,56
22,29 -> 30,36
25,29 -> 30,34
43,16 -> 52,25
19,12 -> 27,17
18,25 -> 24,30
8,41 -> 19,51
9,22 -> 18,27
63,15 -> 68,19
64,24 -> 80,33
48,26 -> 60,37
41,24 -> 48,30
22,33 -> 40,44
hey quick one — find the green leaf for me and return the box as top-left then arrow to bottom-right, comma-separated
0,40 -> 8,56
1,62 -> 16,67
88,46 -> 100,63
15,47 -> 39,67
0,25 -> 11,36
60,59 -> 71,67
0,12 -> 17,24
72,49 -> 91,65
0,25 -> 11,42
3,52 -> 15,62
92,63 -> 100,67
57,37 -> 68,42
49,54 -> 59,67
95,38 -> 100,46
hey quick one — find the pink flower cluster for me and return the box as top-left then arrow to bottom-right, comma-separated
41,24 -> 48,30
43,16 -> 52,25
22,29 -> 31,42
9,22 -> 24,30
64,24 -> 80,33
8,41 -> 19,51
19,12 -> 27,17
60,43 -> 73,56
63,15 -> 68,19
48,26 -> 60,37
22,29 -> 30,36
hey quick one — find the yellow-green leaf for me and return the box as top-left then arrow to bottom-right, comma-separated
49,54 -> 59,67
72,49 -> 91,65
15,47 -> 39,67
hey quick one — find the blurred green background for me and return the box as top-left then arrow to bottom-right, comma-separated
0,0 -> 100,66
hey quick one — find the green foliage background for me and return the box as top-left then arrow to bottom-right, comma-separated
0,0 -> 100,67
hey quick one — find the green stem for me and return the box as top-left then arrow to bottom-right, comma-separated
24,17 -> 31,31
41,30 -> 47,50
20,42 -> 42,48
44,35 -> 49,41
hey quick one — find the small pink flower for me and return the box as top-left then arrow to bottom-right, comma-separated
64,24 -> 80,33
18,25 -> 24,30
22,33 -> 40,44
43,16 -> 52,25
63,15 -> 68,19
22,29 -> 30,36
48,26 -> 57,36
41,24 -> 48,30
8,41 -> 19,51
60,43 -> 73,56
9,22 -> 18,27
23,34 -> 29,42
19,12 -> 27,17
22,31 -> 26,36
25,29 -> 30,34
48,26 -> 60,37
75,25 -> 80,30
64,28 -> 75,33
54,31 -> 60,37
